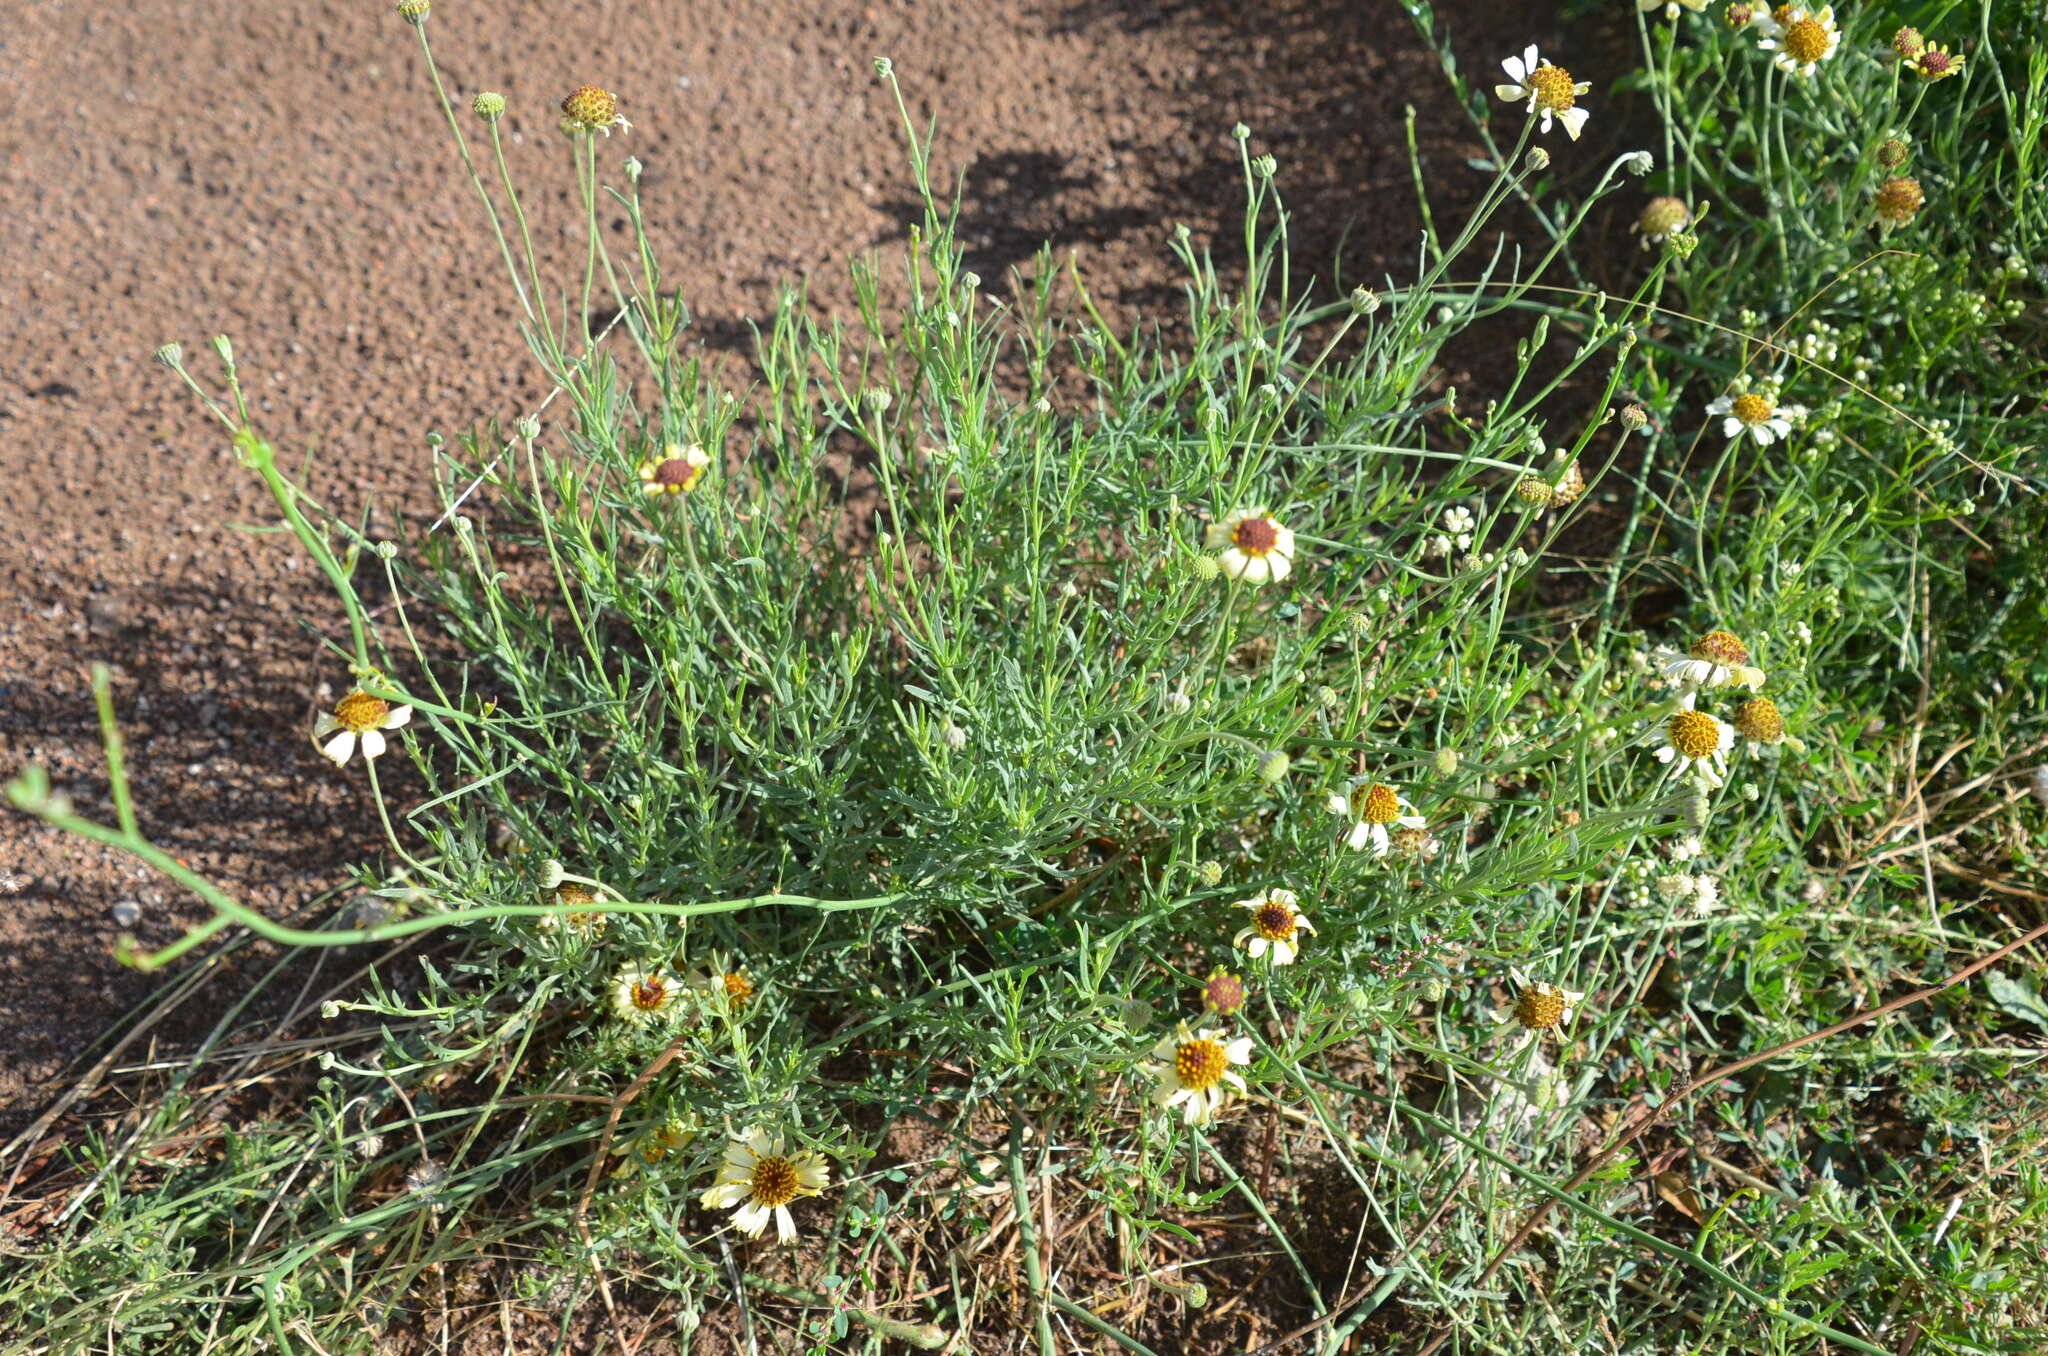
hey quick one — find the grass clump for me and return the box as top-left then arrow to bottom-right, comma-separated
4,3 -> 2047,1353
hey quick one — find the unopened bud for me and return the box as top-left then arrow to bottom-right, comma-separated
515,415 -> 541,440
1349,286 -> 1381,316
154,342 -> 185,369
396,0 -> 429,24
1620,404 -> 1649,429
1433,747 -> 1460,776
872,56 -> 894,79
472,91 -> 506,120
1525,146 -> 1551,172
1257,750 -> 1291,785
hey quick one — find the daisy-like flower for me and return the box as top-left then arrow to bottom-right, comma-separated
1646,705 -> 1736,787
535,881 -> 609,937
689,954 -> 757,1014
1232,887 -> 1316,965
1633,196 -> 1691,249
610,962 -> 681,1024
1638,0 -> 1707,19
1496,966 -> 1587,1052
1144,1023 -> 1254,1126
1909,43 -> 1964,80
1705,390 -> 1794,445
1758,7 -> 1840,77
700,1127 -> 830,1243
1200,966 -> 1248,1017
1327,778 -> 1427,855
314,690 -> 414,767
559,84 -> 631,137
638,442 -> 710,495
1655,629 -> 1768,690
1494,46 -> 1592,141
1204,508 -> 1296,584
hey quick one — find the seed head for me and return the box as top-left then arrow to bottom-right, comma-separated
1874,177 -> 1925,229
154,342 -> 185,370
1892,26 -> 1926,58
1196,859 -> 1224,887
1690,630 -> 1751,667
1637,196 -> 1690,239
1620,404 -> 1650,430
1550,458 -> 1587,506
1733,696 -> 1786,743
1515,475 -> 1556,507
1876,137 -> 1910,168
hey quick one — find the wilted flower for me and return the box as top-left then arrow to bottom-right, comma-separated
700,1127 -> 830,1243
315,690 -> 414,767
1204,508 -> 1296,584
1232,887 -> 1315,965
559,85 -> 631,136
1144,1023 -> 1254,1125
1732,696 -> 1787,745
639,443 -> 711,495
1634,196 -> 1691,248
1657,630 -> 1767,690
1874,177 -> 1925,231
1494,45 -> 1592,140
536,881 -> 609,938
1497,967 -> 1586,1052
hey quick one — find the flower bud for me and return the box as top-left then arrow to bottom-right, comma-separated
154,342 -> 185,369
396,0 -> 429,23
1433,747 -> 1460,776
1257,750 -> 1291,785
872,56 -> 894,78
1349,286 -> 1382,316
1524,146 -> 1551,172
515,415 -> 541,440
472,91 -> 506,120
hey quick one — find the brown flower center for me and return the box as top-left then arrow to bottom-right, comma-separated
1355,782 -> 1402,824
1174,1038 -> 1229,1091
1729,393 -> 1775,426
749,1155 -> 801,1209
1232,516 -> 1280,556
1528,63 -> 1578,113
1690,629 -> 1751,665
1252,902 -> 1297,940
1783,17 -> 1830,63
1669,710 -> 1723,759
1202,972 -> 1247,1015
631,975 -> 670,1010
1725,2 -> 1754,24
1916,49 -> 1952,75
1734,697 -> 1786,743
334,691 -> 391,733
1514,986 -> 1566,1029
651,456 -> 703,489
1874,177 -> 1924,223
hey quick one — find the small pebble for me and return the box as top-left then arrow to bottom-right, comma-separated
110,899 -> 142,928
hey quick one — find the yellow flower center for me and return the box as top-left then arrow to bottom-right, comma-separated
1771,4 -> 1796,25
560,85 -> 619,128
749,1155 -> 801,1209
1355,782 -> 1402,824
1528,63 -> 1579,113
1232,516 -> 1280,556
1514,985 -> 1566,1030
1734,697 -> 1786,743
722,972 -> 755,1006
1690,629 -> 1751,665
334,691 -> 391,733
1783,17 -> 1830,63
1251,902 -> 1298,941
1729,394 -> 1775,427
631,974 -> 670,1011
1174,1038 -> 1230,1091
1668,710 -> 1723,759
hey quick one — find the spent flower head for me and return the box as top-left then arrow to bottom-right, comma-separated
1232,887 -> 1315,965
1497,966 -> 1586,1051
1732,695 -> 1787,745
1874,177 -> 1925,231
1634,196 -> 1691,248
559,85 -> 631,137
1494,46 -> 1592,140
536,881 -> 609,938
314,690 -> 414,767
1657,630 -> 1768,690
700,1127 -> 830,1243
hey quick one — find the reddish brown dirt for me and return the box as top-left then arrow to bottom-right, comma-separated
0,0 -> 1626,1330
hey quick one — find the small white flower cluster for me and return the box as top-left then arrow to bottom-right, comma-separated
1654,871 -> 1724,915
